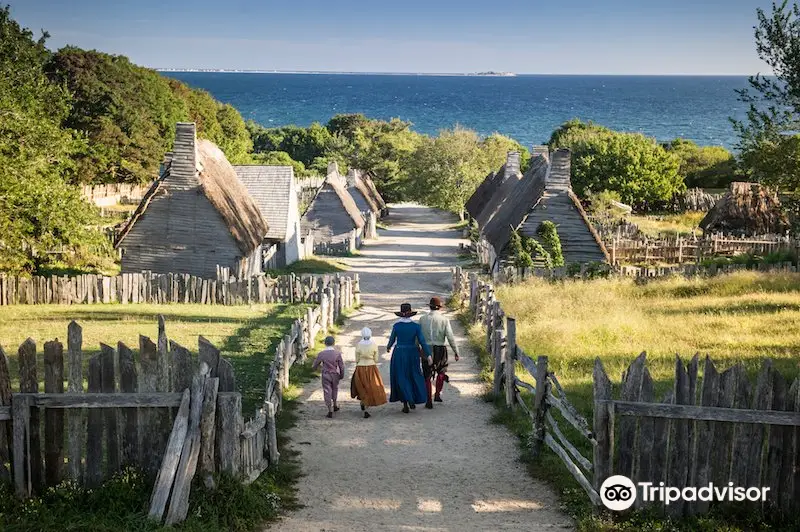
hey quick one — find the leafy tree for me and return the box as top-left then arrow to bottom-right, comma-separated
248,121 -> 333,167
0,6 -> 105,273
665,138 -> 739,188
549,119 -> 684,206
405,127 -> 491,219
481,133 -> 532,172
733,1 -> 800,192
215,104 -> 252,164
46,47 -> 186,183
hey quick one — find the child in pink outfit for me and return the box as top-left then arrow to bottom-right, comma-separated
312,335 -> 345,418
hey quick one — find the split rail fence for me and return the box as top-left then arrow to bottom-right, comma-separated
0,270 -> 358,307
0,274 -> 357,525
452,266 -> 800,517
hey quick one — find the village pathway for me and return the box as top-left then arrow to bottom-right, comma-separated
271,204 -> 572,532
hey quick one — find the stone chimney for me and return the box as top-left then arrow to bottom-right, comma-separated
327,160 -> 339,178
346,169 -> 357,188
532,145 -> 549,160
503,151 -> 521,179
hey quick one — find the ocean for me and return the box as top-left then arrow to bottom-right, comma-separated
165,73 -> 751,150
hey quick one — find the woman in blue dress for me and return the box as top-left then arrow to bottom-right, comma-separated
387,303 -> 432,413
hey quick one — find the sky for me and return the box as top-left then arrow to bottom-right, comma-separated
11,0 -> 772,75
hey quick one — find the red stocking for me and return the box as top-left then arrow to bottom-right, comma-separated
435,373 -> 446,396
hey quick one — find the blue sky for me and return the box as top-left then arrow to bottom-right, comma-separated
11,0 -> 771,74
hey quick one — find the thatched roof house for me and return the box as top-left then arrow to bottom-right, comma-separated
116,122 -> 269,278
345,169 -> 380,216
475,151 -> 524,228
481,148 -> 608,269
234,164 -> 303,269
465,169 -> 501,220
361,172 -> 387,215
300,163 -> 365,251
699,182 -> 790,235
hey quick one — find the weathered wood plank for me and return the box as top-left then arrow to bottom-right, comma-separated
199,377 -> 219,477
86,355 -> 103,487
198,336 -> 220,377
139,335 -> 162,475
12,394 -> 33,497
606,400 -> 800,426
0,346 -> 12,482
651,391 -> 673,492
18,339 -> 42,494
43,340 -> 65,487
746,360 -> 774,491
99,343 -> 120,477
668,356 -> 690,518
66,321 -> 83,481
691,357 -> 719,515
170,341 -> 192,393
165,371 -> 206,525
618,352 -> 646,479
118,342 -> 138,467
592,357 -> 613,492
730,364 -> 752,487
635,369 -> 655,489
544,433 -> 601,506
216,393 -> 242,476
217,357 -> 235,393
148,389 -> 190,522
766,368 -> 786,510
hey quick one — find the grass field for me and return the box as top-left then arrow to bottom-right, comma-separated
268,257 -> 349,275
628,212 -> 705,237
465,271 -> 800,531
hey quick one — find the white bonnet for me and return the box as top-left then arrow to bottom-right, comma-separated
361,327 -> 372,340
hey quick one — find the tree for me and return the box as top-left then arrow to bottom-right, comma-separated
481,133 -> 532,172
0,7 -> 105,273
549,120 -> 684,206
405,127 -> 491,219
665,138 -> 739,188
733,1 -> 800,192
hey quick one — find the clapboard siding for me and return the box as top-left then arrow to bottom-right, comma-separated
121,189 -> 242,278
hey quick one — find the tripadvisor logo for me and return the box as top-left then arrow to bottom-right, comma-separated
599,475 -> 771,511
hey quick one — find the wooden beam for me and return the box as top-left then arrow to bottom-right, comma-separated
604,400 -> 800,426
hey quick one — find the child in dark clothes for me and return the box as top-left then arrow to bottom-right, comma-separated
312,335 -> 345,418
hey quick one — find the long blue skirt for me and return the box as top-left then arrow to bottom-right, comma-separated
389,346 -> 428,404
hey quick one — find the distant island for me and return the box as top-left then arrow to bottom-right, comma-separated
471,71 -> 517,77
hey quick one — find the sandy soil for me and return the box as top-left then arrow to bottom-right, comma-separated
270,204 -> 573,531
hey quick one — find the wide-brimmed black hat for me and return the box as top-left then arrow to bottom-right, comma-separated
395,302 -> 417,317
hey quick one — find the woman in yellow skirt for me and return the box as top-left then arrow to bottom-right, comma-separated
351,327 -> 387,418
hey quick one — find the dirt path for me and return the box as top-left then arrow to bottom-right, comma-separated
272,204 -> 572,531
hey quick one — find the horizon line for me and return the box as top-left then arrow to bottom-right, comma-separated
155,68 -> 756,77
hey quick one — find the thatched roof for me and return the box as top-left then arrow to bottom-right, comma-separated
326,174 -> 366,229
465,169 -> 501,220
699,182 -> 789,235
482,156 -> 548,252
346,170 -> 380,213
116,123 -> 269,255
360,171 -> 387,210
484,148 -> 609,264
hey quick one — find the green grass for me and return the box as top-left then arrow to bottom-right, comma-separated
0,302 -> 321,531
627,212 -> 705,237
268,258 -> 348,275
462,271 -> 800,531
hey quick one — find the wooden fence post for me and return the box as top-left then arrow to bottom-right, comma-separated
66,321 -> 83,481
505,318 -> 517,409
531,355 -> 549,457
492,329 -> 504,398
593,358 -> 614,493
353,273 -> 361,307
265,401 -> 279,466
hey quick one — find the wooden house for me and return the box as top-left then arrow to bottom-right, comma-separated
115,123 -> 269,278
481,148 -> 608,271
234,164 -> 303,269
300,163 -> 365,253
345,169 -> 380,217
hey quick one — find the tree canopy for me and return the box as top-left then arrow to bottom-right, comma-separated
665,138 -> 739,188
733,1 -> 800,193
549,119 -> 684,206
0,7 -> 107,273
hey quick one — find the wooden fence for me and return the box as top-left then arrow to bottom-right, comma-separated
0,273 -> 357,524
607,234 -> 799,266
493,261 -> 797,284
451,267 -> 800,517
0,271 -> 358,307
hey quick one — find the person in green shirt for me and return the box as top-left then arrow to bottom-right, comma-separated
418,296 -> 460,408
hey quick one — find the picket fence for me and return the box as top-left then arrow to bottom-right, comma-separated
451,267 -> 800,518
0,271 -> 358,307
0,274 -> 356,525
